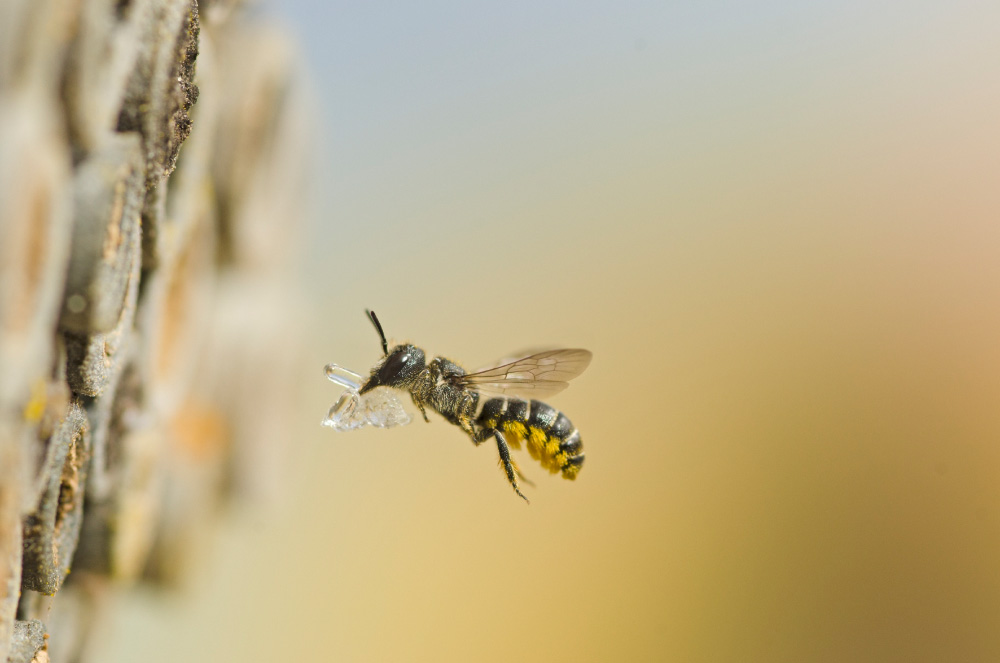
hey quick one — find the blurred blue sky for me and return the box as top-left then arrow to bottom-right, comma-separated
273,1 -> 996,269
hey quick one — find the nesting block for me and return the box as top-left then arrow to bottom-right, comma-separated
21,404 -> 90,595
0,426 -> 22,663
74,359 -> 164,583
117,0 -> 199,190
0,96 -> 72,408
0,0 -> 311,657
59,134 -> 144,337
62,0 -> 143,154
7,619 -> 46,663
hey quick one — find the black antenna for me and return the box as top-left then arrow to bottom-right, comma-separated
366,309 -> 388,356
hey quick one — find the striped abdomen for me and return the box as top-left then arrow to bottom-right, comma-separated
476,398 -> 584,479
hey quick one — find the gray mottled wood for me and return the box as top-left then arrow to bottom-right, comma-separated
21,403 -> 90,595
60,133 -> 144,336
0,0 -> 311,657
0,95 -> 73,407
6,619 -> 45,663
0,425 -> 22,663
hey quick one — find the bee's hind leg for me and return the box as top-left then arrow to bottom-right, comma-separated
485,429 -> 529,503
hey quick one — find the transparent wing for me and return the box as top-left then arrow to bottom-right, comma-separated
454,349 -> 592,399
471,347 -> 554,372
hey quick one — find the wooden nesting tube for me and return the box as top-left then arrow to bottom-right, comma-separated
0,0 -> 79,95
0,95 -> 72,407
61,140 -> 144,405
74,425 -> 164,583
74,359 -> 165,583
81,356 -> 140,503
116,0 -> 200,270
194,277 -> 301,504
24,580 -> 109,662
141,401 -> 229,587
21,403 -> 90,595
19,338 -> 72,518
0,427 -> 23,663
59,134 -> 144,337
64,334 -> 115,399
138,207 -> 216,418
116,0 -> 200,192
62,218 -> 141,399
7,619 -> 45,663
62,0 -> 143,155
211,22 -> 306,269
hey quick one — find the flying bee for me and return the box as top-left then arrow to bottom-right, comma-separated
355,310 -> 591,502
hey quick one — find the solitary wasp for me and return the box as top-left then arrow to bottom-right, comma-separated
324,310 -> 591,502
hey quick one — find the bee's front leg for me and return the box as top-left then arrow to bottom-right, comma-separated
457,392 -> 477,438
457,412 -> 477,438
410,394 -> 430,423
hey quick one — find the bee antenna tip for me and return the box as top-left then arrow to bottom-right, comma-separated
366,309 -> 388,356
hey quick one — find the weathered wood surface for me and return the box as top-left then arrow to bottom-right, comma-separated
0,0 -> 309,659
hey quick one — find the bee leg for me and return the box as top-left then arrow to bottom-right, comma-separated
457,393 -> 477,437
473,426 -> 532,487
491,429 -> 529,503
472,427 -> 491,446
410,395 -> 430,423
458,414 -> 476,439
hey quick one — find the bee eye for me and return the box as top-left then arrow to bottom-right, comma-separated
361,345 -> 425,394
376,346 -> 425,385
381,352 -> 411,378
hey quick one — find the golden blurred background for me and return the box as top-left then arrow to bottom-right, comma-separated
107,2 -> 1000,661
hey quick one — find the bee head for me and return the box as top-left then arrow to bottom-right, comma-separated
359,309 -> 425,393
360,344 -> 426,393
